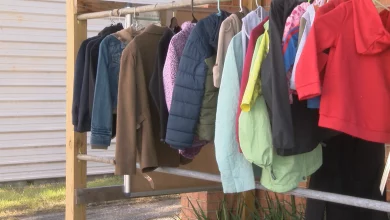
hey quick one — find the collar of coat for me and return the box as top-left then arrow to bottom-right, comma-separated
144,24 -> 169,35
113,27 -> 136,44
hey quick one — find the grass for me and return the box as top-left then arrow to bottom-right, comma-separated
0,176 -> 123,219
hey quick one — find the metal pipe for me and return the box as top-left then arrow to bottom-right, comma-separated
77,154 -> 115,165
77,0 -> 231,20
77,154 -> 390,213
152,167 -> 390,213
123,175 -> 131,196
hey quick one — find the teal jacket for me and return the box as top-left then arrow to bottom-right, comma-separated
215,32 -> 255,193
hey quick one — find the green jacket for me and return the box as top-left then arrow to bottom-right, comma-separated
239,95 -> 322,192
238,21 -> 322,193
196,56 -> 218,141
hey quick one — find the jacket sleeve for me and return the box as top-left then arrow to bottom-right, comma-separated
90,38 -> 113,149
162,41 -> 178,112
115,46 -> 138,175
295,6 -> 345,100
215,39 -> 255,193
72,40 -> 88,127
241,34 -> 264,111
213,20 -> 227,88
165,26 -> 210,148
290,16 -> 309,90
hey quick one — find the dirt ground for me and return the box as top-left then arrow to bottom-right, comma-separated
19,198 -> 180,220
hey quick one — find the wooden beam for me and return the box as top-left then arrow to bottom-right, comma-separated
244,0 -> 256,9
77,0 -> 126,14
76,185 -> 222,204
66,0 -> 88,219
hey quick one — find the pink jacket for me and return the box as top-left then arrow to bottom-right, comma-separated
163,22 -> 196,111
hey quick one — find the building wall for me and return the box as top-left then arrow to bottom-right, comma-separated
0,0 -> 118,182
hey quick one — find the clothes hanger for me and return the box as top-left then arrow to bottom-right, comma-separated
117,9 -> 122,25
217,0 -> 221,16
131,8 -> 139,31
373,0 -> 390,11
191,0 -> 198,23
109,10 -> 116,26
256,0 -> 263,19
239,0 -> 243,13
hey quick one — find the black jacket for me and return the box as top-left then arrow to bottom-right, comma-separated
165,11 -> 229,148
72,36 -> 99,130
74,24 -> 123,132
261,0 -> 338,155
149,29 -> 174,141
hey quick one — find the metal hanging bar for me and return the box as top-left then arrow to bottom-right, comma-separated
77,154 -> 390,213
77,154 -> 115,165
155,167 -> 390,213
77,0 -> 231,20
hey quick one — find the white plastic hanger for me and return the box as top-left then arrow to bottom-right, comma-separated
239,0 -> 243,12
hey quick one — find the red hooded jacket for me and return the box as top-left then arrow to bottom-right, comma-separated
295,0 -> 390,143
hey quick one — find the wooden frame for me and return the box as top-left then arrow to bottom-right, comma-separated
66,0 -> 87,219
65,1 -> 390,219
64,1 -> 265,220
66,1 -> 254,219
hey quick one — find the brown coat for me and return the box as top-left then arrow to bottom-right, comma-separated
115,25 -> 180,175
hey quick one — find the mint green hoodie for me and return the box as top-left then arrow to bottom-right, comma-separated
215,32 -> 255,193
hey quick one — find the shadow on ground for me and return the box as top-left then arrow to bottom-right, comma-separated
20,198 -> 180,220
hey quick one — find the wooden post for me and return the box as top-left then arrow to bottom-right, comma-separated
66,0 -> 88,220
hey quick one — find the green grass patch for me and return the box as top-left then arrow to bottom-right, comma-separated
0,176 -> 122,219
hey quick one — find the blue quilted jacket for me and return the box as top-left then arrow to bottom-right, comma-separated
166,12 -> 229,148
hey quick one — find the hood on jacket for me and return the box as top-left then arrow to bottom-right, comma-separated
353,0 -> 390,54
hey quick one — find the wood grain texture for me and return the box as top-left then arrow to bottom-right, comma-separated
66,0 -> 87,219
77,0 -> 126,14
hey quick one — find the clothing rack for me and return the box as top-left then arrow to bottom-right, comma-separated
77,0 -> 230,20
66,0 -> 390,219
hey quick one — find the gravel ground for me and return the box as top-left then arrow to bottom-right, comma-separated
19,198 -> 180,220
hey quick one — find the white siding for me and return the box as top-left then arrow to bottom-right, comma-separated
0,0 -> 121,182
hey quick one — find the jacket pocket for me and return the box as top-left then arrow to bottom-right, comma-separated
112,53 -> 121,65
